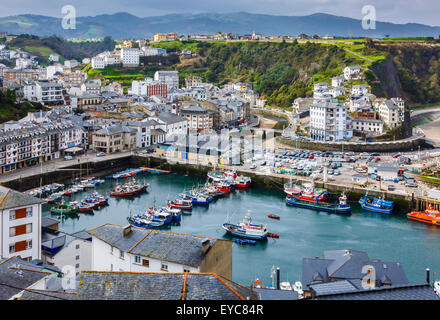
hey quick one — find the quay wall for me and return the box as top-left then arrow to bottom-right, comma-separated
277,136 -> 425,152
2,154 -> 417,212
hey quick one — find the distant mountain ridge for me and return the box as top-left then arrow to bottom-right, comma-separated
0,11 -> 440,39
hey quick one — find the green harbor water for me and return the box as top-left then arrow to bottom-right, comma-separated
42,172 -> 440,286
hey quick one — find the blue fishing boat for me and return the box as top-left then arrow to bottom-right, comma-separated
160,206 -> 182,222
147,207 -> 173,224
127,216 -> 165,229
359,191 -> 394,214
286,192 -> 351,214
223,211 -> 268,240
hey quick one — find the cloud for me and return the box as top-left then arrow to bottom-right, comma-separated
0,0 -> 438,26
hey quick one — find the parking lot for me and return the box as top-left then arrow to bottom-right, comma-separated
241,147 -> 426,196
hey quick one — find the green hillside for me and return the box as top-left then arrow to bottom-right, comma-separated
0,90 -> 48,122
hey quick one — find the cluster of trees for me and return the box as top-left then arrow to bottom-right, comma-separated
0,90 -> 47,123
181,41 -> 358,108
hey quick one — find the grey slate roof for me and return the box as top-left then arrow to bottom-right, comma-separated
0,257 -> 50,300
76,272 -> 257,300
254,287 -> 299,300
41,216 -> 60,228
18,290 -> 78,300
316,283 -> 439,300
0,186 -> 45,210
88,224 -> 217,267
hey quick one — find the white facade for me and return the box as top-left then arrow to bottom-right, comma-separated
0,200 -> 42,261
351,85 -> 369,96
64,60 -> 78,69
141,46 -> 167,56
121,48 -> 140,67
154,70 -> 179,90
91,56 -> 105,69
343,66 -> 361,80
91,236 -> 199,273
352,118 -> 383,135
309,102 -> 353,141
42,236 -> 92,276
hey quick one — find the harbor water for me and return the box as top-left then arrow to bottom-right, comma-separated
42,172 -> 440,286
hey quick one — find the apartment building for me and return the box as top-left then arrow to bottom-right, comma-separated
309,101 -> 353,141
343,66 -> 361,80
179,105 -> 215,133
141,46 -> 167,56
131,78 -> 167,97
0,186 -> 45,261
91,56 -> 105,69
375,97 -> 405,128
185,76 -> 203,88
3,69 -> 39,83
154,70 -> 179,90
92,125 -> 137,153
88,223 -> 232,279
352,118 -> 384,136
120,48 -> 140,67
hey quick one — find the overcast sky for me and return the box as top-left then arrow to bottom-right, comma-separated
1,0 -> 439,26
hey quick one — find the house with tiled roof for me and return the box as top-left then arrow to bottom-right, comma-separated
0,186 -> 45,261
302,249 -> 409,298
88,224 -> 232,279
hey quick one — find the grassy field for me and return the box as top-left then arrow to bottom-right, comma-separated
421,175 -> 440,184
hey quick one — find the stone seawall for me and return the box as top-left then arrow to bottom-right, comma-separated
277,136 -> 425,152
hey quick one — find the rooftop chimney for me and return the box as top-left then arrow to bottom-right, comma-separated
122,225 -> 132,237
201,238 -> 211,255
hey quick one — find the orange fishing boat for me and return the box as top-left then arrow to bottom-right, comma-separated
407,203 -> 440,226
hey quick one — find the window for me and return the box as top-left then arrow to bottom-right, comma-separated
119,250 -> 124,259
183,268 -> 191,273
9,244 -> 15,253
161,263 -> 168,271
75,255 -> 80,260
76,244 -> 80,250
142,259 -> 150,267
26,239 -> 32,250
26,223 -> 32,234
75,264 -> 80,269
9,227 -> 16,237
9,211 -> 15,221
26,208 -> 32,217
135,256 -> 141,264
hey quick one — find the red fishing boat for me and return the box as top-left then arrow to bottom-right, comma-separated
284,182 -> 328,203
235,176 -> 252,188
216,182 -> 231,193
168,199 -> 193,210
110,185 -> 136,197
267,214 -> 280,220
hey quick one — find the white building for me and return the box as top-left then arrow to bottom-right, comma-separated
147,112 -> 188,139
343,66 -> 361,81
352,118 -> 383,136
0,186 -> 45,261
331,76 -> 345,88
121,48 -> 140,67
64,60 -> 78,69
309,101 -> 353,141
49,54 -> 59,62
88,223 -> 232,277
375,97 -> 405,128
41,222 -> 92,276
154,70 -> 179,90
141,46 -> 167,56
91,56 -> 105,69
351,85 -> 369,96
124,120 -> 151,148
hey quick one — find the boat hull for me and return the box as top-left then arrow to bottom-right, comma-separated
407,212 -> 440,225
359,197 -> 393,214
286,197 -> 351,214
222,223 -> 267,240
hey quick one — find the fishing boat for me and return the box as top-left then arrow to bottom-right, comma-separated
50,203 -> 78,215
127,216 -> 165,229
222,210 -> 268,240
235,176 -> 252,188
216,181 -> 232,193
161,206 -> 182,222
407,203 -> 440,226
267,214 -> 280,220
146,207 -> 173,224
284,181 -> 328,203
359,191 -> 394,214
286,192 -> 351,214
168,199 -> 192,210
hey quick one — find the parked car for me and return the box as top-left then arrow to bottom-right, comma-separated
406,182 -> 418,188
250,163 -> 257,169
97,152 -> 105,157
64,155 -> 73,161
333,170 -> 341,175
